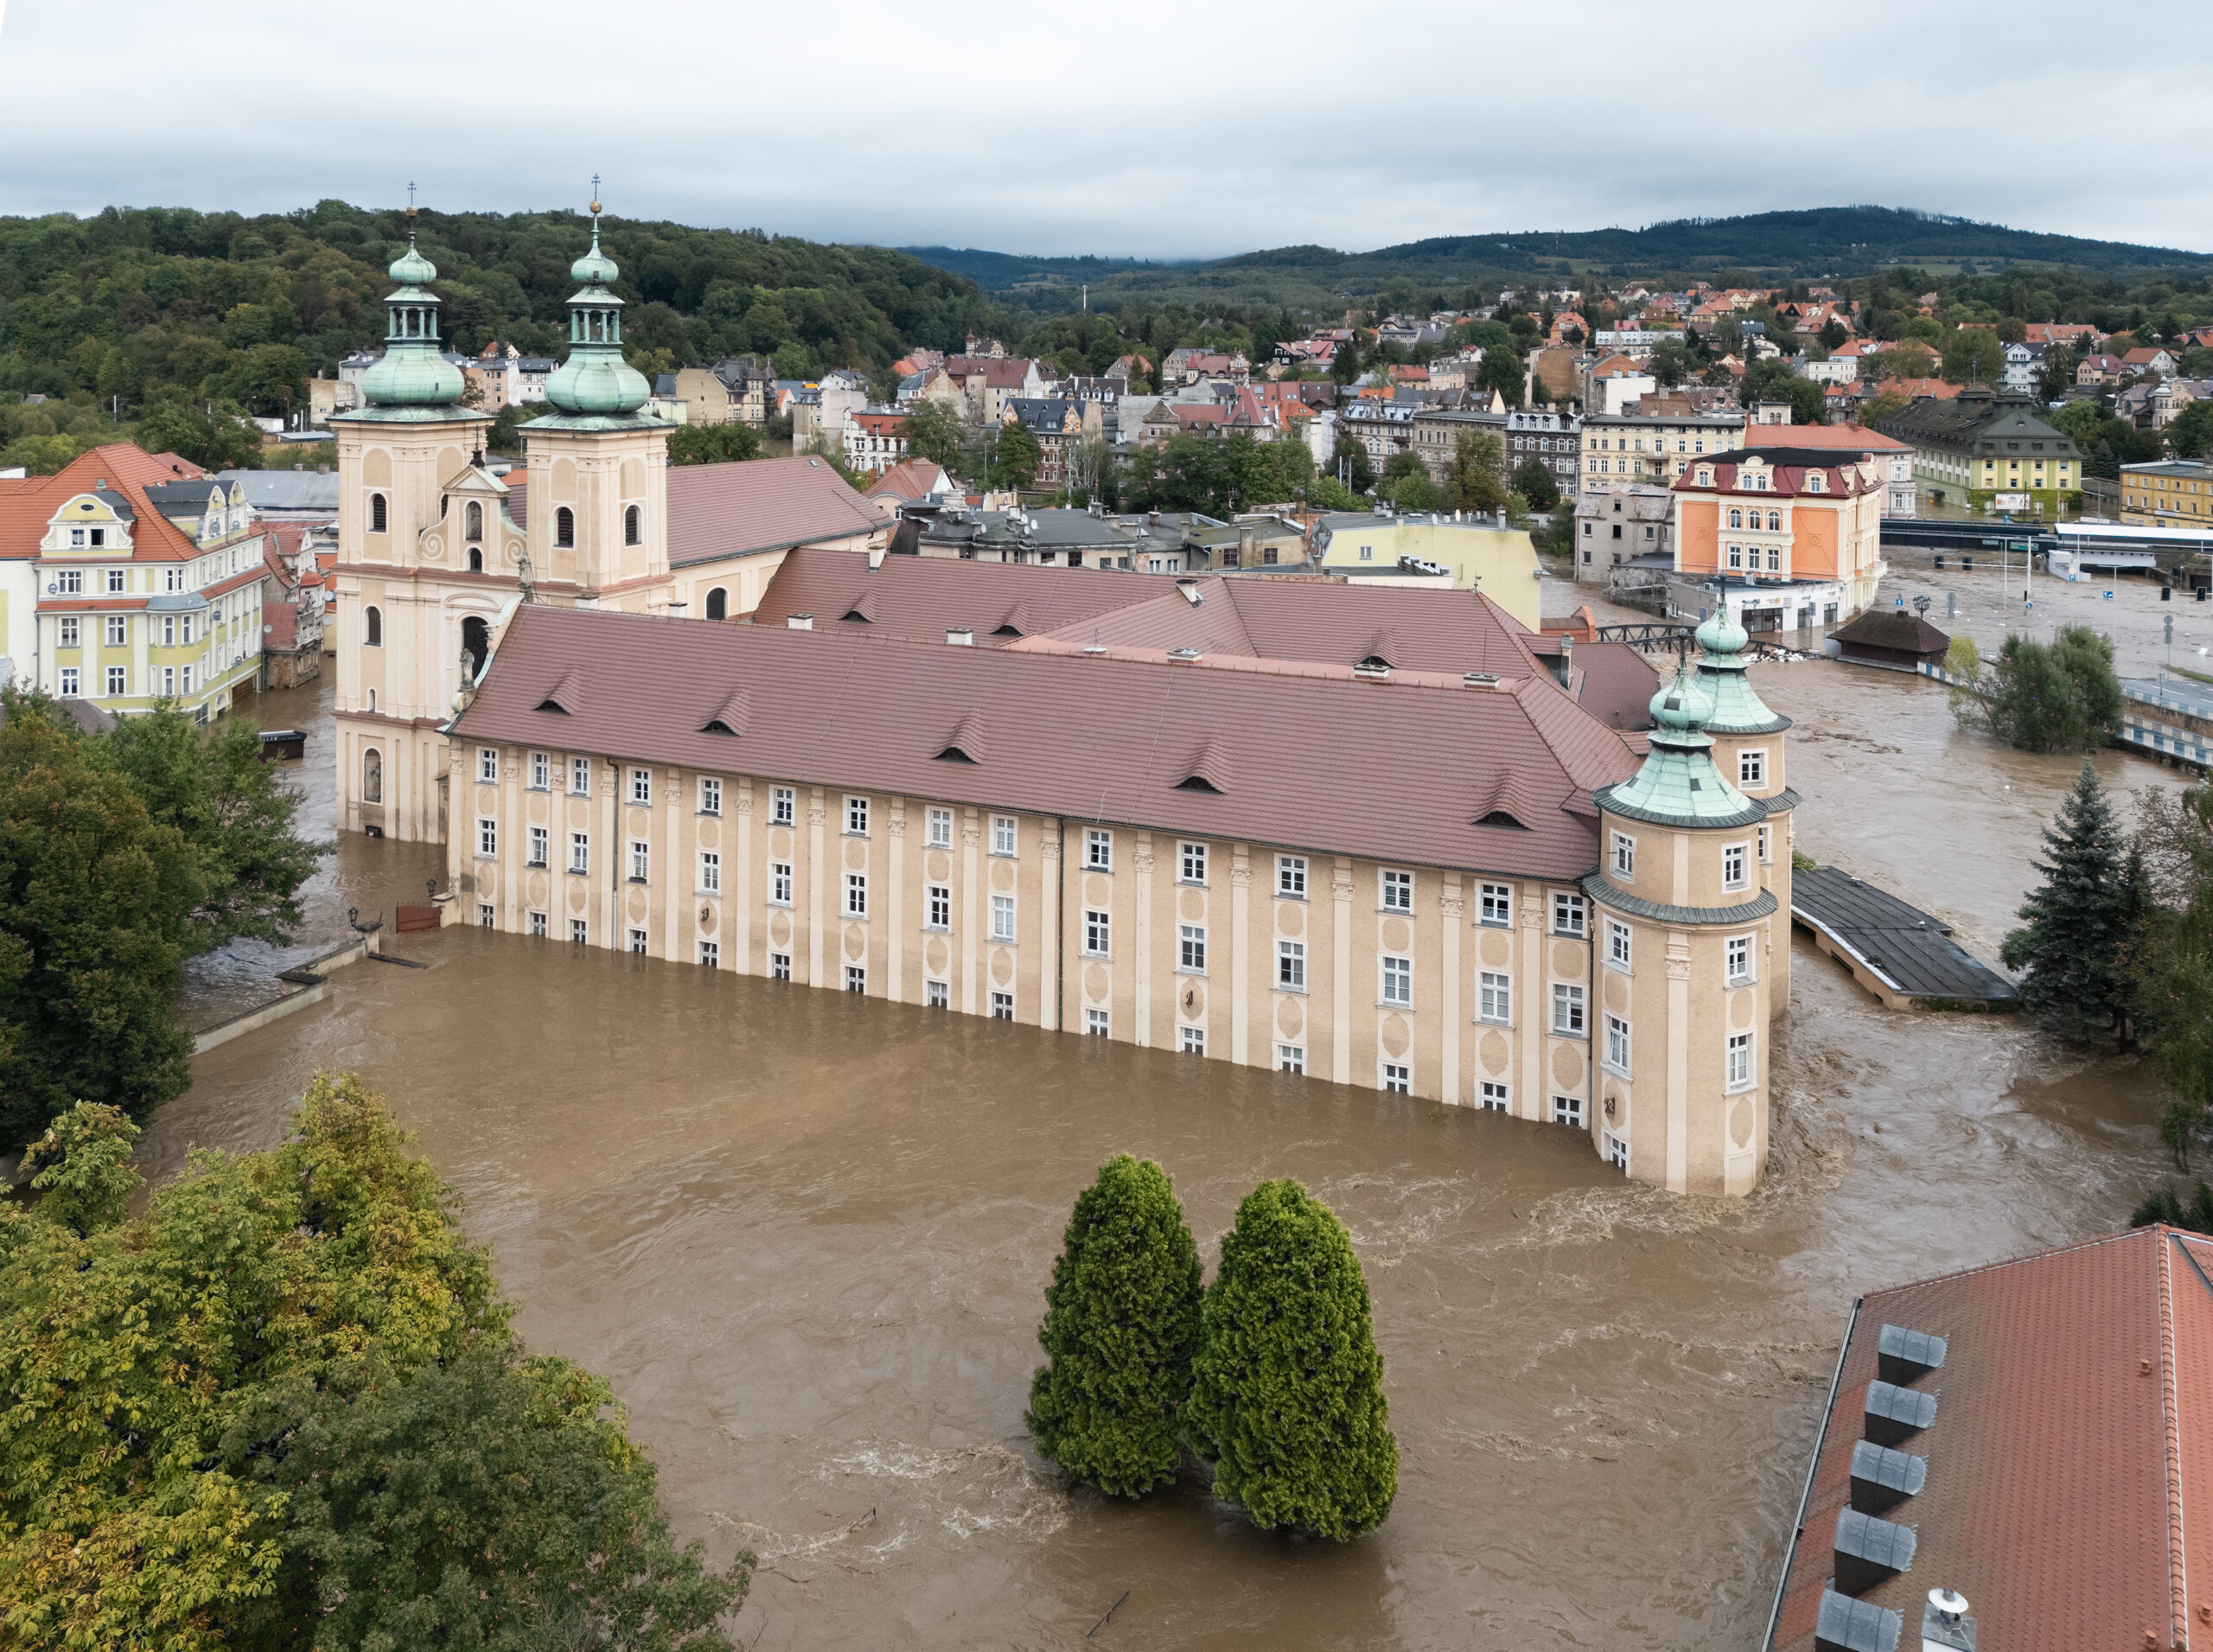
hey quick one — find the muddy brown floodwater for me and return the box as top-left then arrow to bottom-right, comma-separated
151,585 -> 2183,1649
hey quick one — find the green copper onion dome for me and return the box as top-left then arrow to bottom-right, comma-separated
544,213 -> 650,417
1648,666 -> 1718,743
360,226 -> 464,407
1695,609 -> 1749,656
1599,663 -> 1757,826
1693,604 -> 1792,736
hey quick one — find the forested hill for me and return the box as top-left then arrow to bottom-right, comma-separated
894,247 -> 1189,289
0,201 -> 999,415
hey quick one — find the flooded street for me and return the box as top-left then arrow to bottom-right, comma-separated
146,570 -> 2184,1649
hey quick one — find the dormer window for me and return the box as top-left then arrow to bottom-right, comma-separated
1807,472 -> 1824,492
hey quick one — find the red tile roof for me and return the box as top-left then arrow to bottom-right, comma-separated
1769,1225 -> 2213,1652
1757,422 -> 1913,456
663,456 -> 883,567
863,459 -> 954,504
454,602 -> 1639,879
751,548 -> 1164,642
0,443 -> 227,563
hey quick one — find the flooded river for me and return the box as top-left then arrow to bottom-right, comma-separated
150,568 -> 2184,1649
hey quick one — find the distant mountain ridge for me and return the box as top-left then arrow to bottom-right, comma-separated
900,207 -> 2210,300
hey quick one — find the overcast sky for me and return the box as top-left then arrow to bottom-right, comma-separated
3,0 -> 2209,259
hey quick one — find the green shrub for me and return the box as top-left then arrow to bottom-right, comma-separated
1184,1180 -> 1397,1540
1027,1155 -> 1203,1496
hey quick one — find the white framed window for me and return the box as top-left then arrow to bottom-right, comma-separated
1278,940 -> 1305,992
990,893 -> 1015,941
1382,1062 -> 1411,1094
1727,934 -> 1753,985
569,832 -> 589,875
629,841 -> 649,882
105,615 -> 127,647
699,777 -> 722,815
1179,841 -> 1208,884
180,666 -> 193,694
1180,1025 -> 1206,1054
1553,892 -> 1585,938
1605,1131 -> 1629,1173
571,756 -> 591,795
55,569 -> 81,595
1739,749 -> 1766,788
698,941 -> 719,968
990,815 -> 1017,856
1478,971 -> 1510,1024
1726,1031 -> 1754,1092
912,883 -> 943,929
1277,855 -> 1307,897
846,965 -> 867,993
106,666 -> 126,696
478,903 -> 494,927
699,852 -> 721,894
477,748 -> 498,783
1381,869 -> 1413,911
526,826 -> 549,867
771,862 -> 794,905
1381,954 -> 1412,1007
927,807 -> 953,848
1607,920 -> 1632,971
1179,923 -> 1207,973
845,872 -> 868,918
1552,982 -> 1585,1036
570,917 -> 589,944
1086,827 -> 1113,870
1611,832 -> 1636,877
772,786 -> 795,826
629,769 -> 652,805
1085,909 -> 1110,955
530,751 -> 551,789
928,979 -> 950,1007
1087,1007 -> 1109,1035
1279,1044 -> 1304,1074
990,990 -> 1014,1020
1722,843 -> 1749,890
1479,1081 -> 1508,1113
845,795 -> 870,836
771,952 -> 792,979
1604,1014 -> 1631,1075
58,617 -> 80,647
527,910 -> 547,937
59,667 -> 78,696
1479,883 -> 1511,926
477,818 -> 497,858
1553,1094 -> 1585,1126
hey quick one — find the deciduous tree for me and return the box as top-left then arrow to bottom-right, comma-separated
669,421 -> 762,465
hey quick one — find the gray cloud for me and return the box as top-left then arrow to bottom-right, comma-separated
2,0 -> 2208,258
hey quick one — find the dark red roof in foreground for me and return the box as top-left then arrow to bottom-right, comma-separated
1768,1224 -> 2213,1652
451,603 -> 1642,879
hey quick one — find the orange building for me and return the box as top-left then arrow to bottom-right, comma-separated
1672,446 -> 1887,629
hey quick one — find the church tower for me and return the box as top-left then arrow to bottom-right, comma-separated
513,201 -> 673,608
1691,609 -> 1796,998
1585,666 -> 1781,1196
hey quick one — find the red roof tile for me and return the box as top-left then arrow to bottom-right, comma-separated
664,456 -> 883,567
0,443 -> 231,563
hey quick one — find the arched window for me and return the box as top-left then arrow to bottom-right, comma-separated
1768,511 -> 1782,531
705,586 -> 727,621
362,747 -> 383,803
624,505 -> 641,545
1727,508 -> 1742,528
555,507 -> 575,547
367,687 -> 378,713
468,547 -> 483,572
369,493 -> 387,533
364,605 -> 382,647
461,616 -> 489,680
466,501 -> 483,541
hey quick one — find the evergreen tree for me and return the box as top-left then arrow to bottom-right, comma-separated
1026,1155 -> 1203,1497
1184,1180 -> 1397,1540
2001,761 -> 2141,1044
2133,1180 -> 2213,1234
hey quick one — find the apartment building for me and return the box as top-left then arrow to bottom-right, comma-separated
2120,458 -> 2213,527
1872,390 -> 2082,516
1672,446 -> 1888,626
1580,410 -> 1746,492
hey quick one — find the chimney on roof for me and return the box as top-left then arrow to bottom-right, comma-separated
1166,646 -> 1201,663
1176,578 -> 1203,607
1920,1590 -> 1974,1652
947,626 -> 973,646
867,543 -> 887,571
787,614 -> 813,630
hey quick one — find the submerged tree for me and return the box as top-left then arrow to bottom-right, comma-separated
2001,761 -> 2142,1045
1027,1155 -> 1204,1496
1957,626 -> 2122,753
1184,1180 -> 1397,1540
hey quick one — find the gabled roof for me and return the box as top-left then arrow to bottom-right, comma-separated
664,457 -> 882,567
0,443 -> 244,564
751,547 -> 1160,643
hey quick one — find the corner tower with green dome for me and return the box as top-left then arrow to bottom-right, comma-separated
1583,660 -> 1783,1196
515,197 -> 676,605
331,211 -> 508,845
1691,607 -> 1799,997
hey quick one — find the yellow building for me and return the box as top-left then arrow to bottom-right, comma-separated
2120,459 -> 2213,527
1311,513 -> 1545,628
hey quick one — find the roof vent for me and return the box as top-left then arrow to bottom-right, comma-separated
1166,646 -> 1202,663
1353,659 -> 1392,679
947,626 -> 973,646
699,688 -> 749,737
1463,671 -> 1500,687
1920,1590 -> 1974,1652
935,710 -> 985,764
1847,1439 -> 1928,1515
787,613 -> 813,630
1081,642 -> 1108,655
1833,1507 -> 1916,1596
1176,578 -> 1204,606
1876,1324 -> 1947,1386
1814,1589 -> 1901,1652
1173,735 -> 1233,794
534,669 -> 583,716
1863,1381 -> 1937,1448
